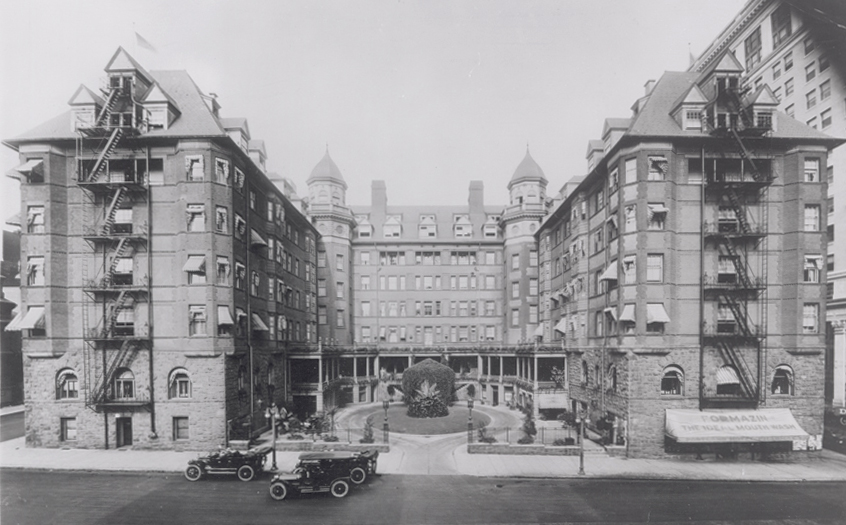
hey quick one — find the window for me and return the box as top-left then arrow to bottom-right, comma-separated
336,310 -> 345,328
317,279 -> 326,297
512,281 -> 520,298
250,189 -> 256,210
785,78 -> 794,96
624,158 -> 637,184
804,158 -> 820,182
622,255 -> 636,284
785,104 -> 794,117
624,205 -> 636,231
647,203 -> 666,230
511,308 -> 519,327
784,51 -> 793,71
214,158 -> 229,184
684,109 -> 702,130
360,275 -> 371,290
806,89 -> 817,109
529,305 -> 538,324
771,365 -> 794,395
821,108 -> 832,129
234,263 -> 245,289
647,157 -> 667,181
189,305 -> 207,336
114,369 -> 135,399
57,369 -> 78,399
581,360 -> 589,385
318,306 -> 327,325
335,254 -> 344,271
27,205 -> 45,233
485,275 -> 495,289
744,26 -> 762,70
820,79 -> 831,101
186,155 -> 204,181
185,255 -> 206,284
61,417 -> 77,441
773,86 -> 782,101
661,366 -> 683,395
214,206 -> 228,233
716,366 -> 741,396
804,36 -> 815,55
646,254 -> 663,282
529,278 -> 538,296
173,417 -> 189,440
772,62 -> 782,80
169,369 -> 191,399
529,250 -> 538,267
336,282 -> 344,299
187,204 -> 205,232
803,303 -> 819,333
233,214 -> 245,240
805,62 -> 816,82
771,4 -> 792,47
807,117 -> 818,129
593,228 -> 603,253
803,205 -> 821,232
595,311 -> 603,337
27,256 -> 44,286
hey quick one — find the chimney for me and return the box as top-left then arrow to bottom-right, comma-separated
644,79 -> 656,96
468,180 -> 484,217
371,180 -> 387,217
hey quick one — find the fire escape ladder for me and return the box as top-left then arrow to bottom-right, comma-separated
716,340 -> 757,399
95,88 -> 120,127
101,187 -> 127,235
729,127 -> 763,182
102,238 -> 130,287
720,239 -> 753,290
723,292 -> 753,337
725,190 -> 752,234
101,290 -> 128,338
88,128 -> 123,183
94,339 -> 136,404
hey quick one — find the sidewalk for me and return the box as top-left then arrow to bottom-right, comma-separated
2,404 -> 846,481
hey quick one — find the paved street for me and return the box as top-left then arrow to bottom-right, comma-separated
2,469 -> 845,524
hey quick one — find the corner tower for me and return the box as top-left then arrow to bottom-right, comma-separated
501,148 -> 548,343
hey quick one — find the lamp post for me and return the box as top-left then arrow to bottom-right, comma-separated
264,404 -> 279,471
382,399 -> 390,444
577,407 -> 588,476
467,398 -> 475,443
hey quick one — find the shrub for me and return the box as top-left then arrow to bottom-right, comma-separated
553,438 -> 576,446
517,436 -> 534,445
359,421 -> 374,444
287,433 -> 305,440
401,358 -> 455,408
477,427 -> 497,444
322,434 -> 340,442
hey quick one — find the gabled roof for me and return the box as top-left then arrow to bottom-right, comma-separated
697,50 -> 744,81
104,47 -> 153,84
669,83 -> 708,114
509,148 -> 547,187
68,85 -> 104,107
453,215 -> 472,226
743,84 -> 780,107
307,150 -> 347,189
602,118 -> 631,136
585,139 -> 604,157
220,117 -> 250,136
141,82 -> 180,110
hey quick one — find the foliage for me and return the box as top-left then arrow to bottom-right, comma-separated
596,415 -> 615,432
477,427 -> 497,444
520,412 -> 537,444
401,358 -> 455,408
552,438 -> 575,446
550,366 -> 567,388
517,435 -> 535,445
407,380 -> 449,418
359,420 -> 374,444
287,433 -> 305,440
322,434 -> 340,442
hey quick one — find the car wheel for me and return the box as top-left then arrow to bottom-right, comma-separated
350,467 -> 366,484
330,479 -> 350,498
184,465 -> 203,482
237,464 -> 255,482
269,482 -> 288,501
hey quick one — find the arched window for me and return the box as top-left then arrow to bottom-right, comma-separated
57,369 -> 79,400
661,365 -> 684,395
114,369 -> 135,399
581,360 -> 589,385
168,368 -> 191,399
716,365 -> 741,396
771,365 -> 794,395
594,364 -> 600,387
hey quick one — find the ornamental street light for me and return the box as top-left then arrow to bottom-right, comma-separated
382,399 -> 390,444
467,397 -> 475,443
577,408 -> 589,476
264,404 -> 279,471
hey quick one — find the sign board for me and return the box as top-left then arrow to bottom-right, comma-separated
665,409 -> 809,443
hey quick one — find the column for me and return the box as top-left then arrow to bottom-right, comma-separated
833,320 -> 846,406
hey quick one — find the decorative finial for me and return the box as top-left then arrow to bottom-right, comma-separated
526,142 -> 530,154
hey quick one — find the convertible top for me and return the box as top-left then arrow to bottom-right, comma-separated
298,452 -> 356,461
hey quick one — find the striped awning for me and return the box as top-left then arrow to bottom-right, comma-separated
251,313 -> 269,331
218,306 -> 234,326
18,307 -> 45,330
250,229 -> 268,247
619,304 -> 635,322
716,366 -> 740,385
182,256 -> 205,273
647,303 -> 670,324
603,307 -> 617,321
553,318 -> 568,333
4,311 -> 23,332
533,324 -> 544,336
599,264 -> 617,281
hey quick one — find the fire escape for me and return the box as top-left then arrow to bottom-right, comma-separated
76,74 -> 151,410
701,75 -> 774,409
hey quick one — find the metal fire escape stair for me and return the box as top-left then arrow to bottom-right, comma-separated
101,290 -> 129,338
716,340 -> 757,399
92,339 -> 137,405
95,88 -> 120,127
88,128 -> 123,183
103,238 -> 132,287
101,187 -> 127,235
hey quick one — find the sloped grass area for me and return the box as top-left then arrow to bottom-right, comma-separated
365,404 -> 491,435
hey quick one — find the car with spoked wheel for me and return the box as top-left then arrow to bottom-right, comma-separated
268,450 -> 379,501
184,445 -> 270,482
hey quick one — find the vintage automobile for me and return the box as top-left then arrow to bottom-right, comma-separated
184,445 -> 270,482
268,450 -> 379,501
295,450 -> 379,484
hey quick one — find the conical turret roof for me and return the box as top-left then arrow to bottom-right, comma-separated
307,149 -> 347,189
509,147 -> 547,187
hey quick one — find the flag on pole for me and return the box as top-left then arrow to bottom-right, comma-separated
135,32 -> 157,53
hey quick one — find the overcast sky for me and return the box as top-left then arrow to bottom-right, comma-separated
0,0 -> 747,222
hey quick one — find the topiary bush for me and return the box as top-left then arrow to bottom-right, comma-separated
402,358 -> 455,418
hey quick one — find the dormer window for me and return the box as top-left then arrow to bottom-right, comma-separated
384,215 -> 402,238
418,215 -> 436,238
453,215 -> 472,238
755,110 -> 773,130
684,109 -> 702,130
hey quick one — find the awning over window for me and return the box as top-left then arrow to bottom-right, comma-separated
716,366 -> 740,385
15,159 -> 43,174
599,264 -> 617,281
182,256 -> 205,273
606,215 -> 617,228
218,306 -> 234,326
619,304 -> 635,322
250,229 -> 268,247
533,324 -> 544,336
603,307 -> 617,321
251,313 -> 269,331
553,318 -> 568,333
665,409 -> 809,443
647,303 -> 670,324
4,311 -> 23,332
18,307 -> 45,330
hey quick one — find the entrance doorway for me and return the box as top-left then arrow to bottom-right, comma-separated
116,417 -> 133,447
